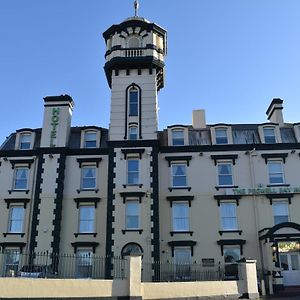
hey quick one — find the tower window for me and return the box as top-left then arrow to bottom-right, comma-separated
129,87 -> 138,116
129,126 -> 138,140
128,36 -> 140,48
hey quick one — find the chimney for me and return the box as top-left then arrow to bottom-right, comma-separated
40,95 -> 74,147
266,98 -> 284,125
192,109 -> 206,129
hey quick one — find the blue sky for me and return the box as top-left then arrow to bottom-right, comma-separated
1,0 -> 300,144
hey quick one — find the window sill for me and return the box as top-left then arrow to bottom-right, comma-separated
76,189 -> 99,194
267,184 -> 290,187
3,232 -> 25,237
8,189 -> 30,195
170,231 -> 193,236
215,186 -> 238,191
123,184 -> 143,188
74,233 -> 97,238
219,230 -> 242,236
168,187 -> 191,192
122,229 -> 143,235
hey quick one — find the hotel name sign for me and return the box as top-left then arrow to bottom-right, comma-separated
50,107 -> 60,147
233,186 -> 300,196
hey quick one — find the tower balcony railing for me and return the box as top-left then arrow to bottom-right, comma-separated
124,48 -> 144,57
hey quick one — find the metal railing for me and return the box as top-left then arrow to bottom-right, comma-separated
0,251 -> 126,279
142,261 -> 226,282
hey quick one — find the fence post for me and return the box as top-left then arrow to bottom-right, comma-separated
239,259 -> 259,299
127,254 -> 142,300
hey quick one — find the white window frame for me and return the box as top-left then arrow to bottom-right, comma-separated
78,205 -> 95,233
19,133 -> 32,150
81,166 -> 97,190
127,158 -> 139,185
125,200 -> 140,230
215,128 -> 228,144
172,202 -> 189,232
273,200 -> 289,225
171,129 -> 185,146
171,163 -> 187,187
13,167 -> 29,190
268,160 -> 284,185
223,246 -> 241,279
8,206 -> 25,233
220,202 -> 238,231
75,249 -> 93,278
217,162 -> 233,186
263,127 -> 276,144
4,249 -> 20,277
84,131 -> 97,148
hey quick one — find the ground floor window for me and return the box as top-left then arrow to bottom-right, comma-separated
224,246 -> 240,279
174,247 -> 191,280
4,250 -> 20,277
75,249 -> 93,278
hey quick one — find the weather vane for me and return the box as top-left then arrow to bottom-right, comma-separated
134,0 -> 139,17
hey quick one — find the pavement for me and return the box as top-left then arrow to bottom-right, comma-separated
260,286 -> 300,299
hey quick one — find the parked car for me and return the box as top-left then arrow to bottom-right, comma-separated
19,265 -> 55,278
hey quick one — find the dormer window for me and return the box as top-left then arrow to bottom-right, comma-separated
84,131 -> 97,148
19,133 -> 31,150
129,87 -> 138,116
129,126 -> 138,140
172,129 -> 184,146
215,128 -> 228,144
263,127 -> 276,144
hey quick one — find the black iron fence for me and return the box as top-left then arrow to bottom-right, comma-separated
0,251 -> 126,279
142,261 -> 228,282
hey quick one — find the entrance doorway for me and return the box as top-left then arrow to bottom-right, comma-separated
279,242 -> 300,286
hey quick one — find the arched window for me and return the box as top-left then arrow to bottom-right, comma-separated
129,87 -> 138,116
129,126 -> 138,140
121,243 -> 143,257
128,36 -> 140,48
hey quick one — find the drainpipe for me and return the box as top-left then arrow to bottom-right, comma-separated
248,149 -> 266,295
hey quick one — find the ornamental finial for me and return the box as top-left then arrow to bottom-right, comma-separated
134,0 -> 139,17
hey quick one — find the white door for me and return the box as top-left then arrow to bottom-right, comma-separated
280,252 -> 300,286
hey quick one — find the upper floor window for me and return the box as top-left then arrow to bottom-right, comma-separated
171,163 -> 187,187
264,127 -> 276,144
8,206 -> 25,233
84,131 -> 97,148
79,206 -> 95,233
220,203 -> 237,230
127,159 -> 139,185
273,201 -> 289,225
81,166 -> 96,190
129,126 -> 138,140
129,87 -> 138,116
13,168 -> 28,190
19,133 -> 31,150
268,161 -> 284,185
218,163 -> 233,186
215,128 -> 228,144
172,202 -> 189,232
172,130 -> 184,146
126,201 -> 139,229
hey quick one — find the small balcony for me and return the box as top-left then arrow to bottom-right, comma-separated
124,48 -> 144,57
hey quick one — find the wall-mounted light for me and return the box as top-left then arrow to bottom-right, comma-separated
48,154 -> 54,159
3,157 -> 8,161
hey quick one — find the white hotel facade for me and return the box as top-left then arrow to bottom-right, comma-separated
0,11 -> 300,294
